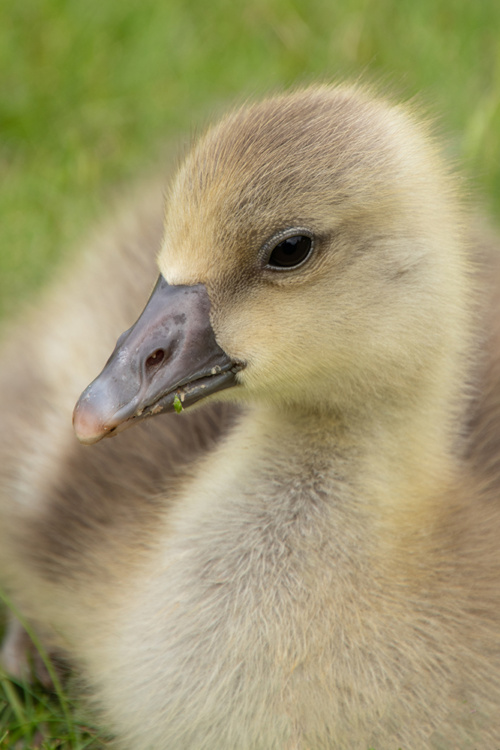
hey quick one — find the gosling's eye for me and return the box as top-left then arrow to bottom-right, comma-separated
267,234 -> 313,269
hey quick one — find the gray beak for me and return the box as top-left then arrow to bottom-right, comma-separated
73,276 -> 243,444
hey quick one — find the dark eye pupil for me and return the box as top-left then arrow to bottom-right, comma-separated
268,235 -> 312,268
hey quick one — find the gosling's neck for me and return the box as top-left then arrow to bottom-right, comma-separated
235,373 -> 466,519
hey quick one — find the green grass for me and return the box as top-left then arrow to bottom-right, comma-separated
0,0 -> 499,744
0,593 -> 106,747
0,675 -> 104,749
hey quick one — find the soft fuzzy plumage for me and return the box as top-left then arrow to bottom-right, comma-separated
1,84 -> 500,748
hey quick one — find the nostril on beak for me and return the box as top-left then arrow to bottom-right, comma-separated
145,349 -> 165,370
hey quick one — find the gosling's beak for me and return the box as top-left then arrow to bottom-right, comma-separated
73,276 -> 243,445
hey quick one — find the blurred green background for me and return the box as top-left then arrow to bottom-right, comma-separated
1,0 -> 499,321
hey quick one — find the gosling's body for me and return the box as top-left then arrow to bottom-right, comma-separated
1,85 -> 500,748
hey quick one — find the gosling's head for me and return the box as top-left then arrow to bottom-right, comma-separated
74,84 -> 470,444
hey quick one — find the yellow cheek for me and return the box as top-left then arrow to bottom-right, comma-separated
213,300 -> 300,381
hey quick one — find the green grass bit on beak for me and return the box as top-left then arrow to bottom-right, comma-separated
173,394 -> 183,414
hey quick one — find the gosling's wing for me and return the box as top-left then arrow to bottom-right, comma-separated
465,221 -> 500,493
